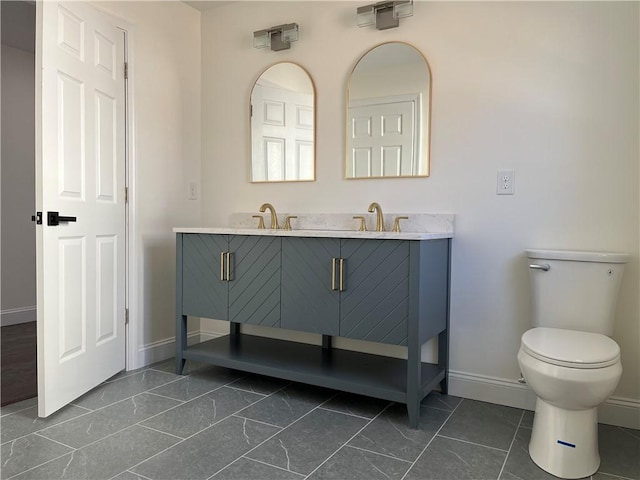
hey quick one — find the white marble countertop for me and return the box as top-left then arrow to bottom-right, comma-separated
172,227 -> 452,240
174,212 -> 454,240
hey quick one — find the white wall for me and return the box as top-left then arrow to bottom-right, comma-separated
200,1 -> 639,419
94,1 -> 202,366
1,44 -> 36,326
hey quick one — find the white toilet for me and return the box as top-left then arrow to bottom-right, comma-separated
517,249 -> 629,479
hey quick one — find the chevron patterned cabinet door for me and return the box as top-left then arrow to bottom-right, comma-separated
228,235 -> 282,327
339,239 -> 410,345
182,234 -> 229,320
281,237 -> 340,335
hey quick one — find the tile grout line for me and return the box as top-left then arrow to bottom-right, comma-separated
301,401 -> 394,479
31,390 -> 188,450
0,403 -> 39,418
316,405 -> 377,421
125,372 -> 267,434
496,409 -> 526,480
206,391 -> 340,479
345,444 -> 414,464
1,406 -> 95,446
231,414 -> 283,430
243,456 -> 306,478
437,434 -> 511,453
69,368 -> 182,411
32,432 -> 77,450
108,469 -> 155,480
124,379 -> 293,477
399,398 -> 465,480
137,423 -> 186,441
5,450 -> 75,480
224,384 -> 269,397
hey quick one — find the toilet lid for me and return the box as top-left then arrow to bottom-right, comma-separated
521,328 -> 620,369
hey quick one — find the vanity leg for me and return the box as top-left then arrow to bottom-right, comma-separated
438,238 -> 452,394
322,335 -> 332,350
407,355 -> 421,428
407,398 -> 420,429
176,314 -> 187,375
230,322 -> 240,340
438,329 -> 449,394
175,234 -> 186,375
407,334 -> 421,429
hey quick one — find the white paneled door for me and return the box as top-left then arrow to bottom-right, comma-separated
36,1 -> 126,416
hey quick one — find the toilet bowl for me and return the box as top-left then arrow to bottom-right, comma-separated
519,249 -> 628,479
518,328 -> 622,478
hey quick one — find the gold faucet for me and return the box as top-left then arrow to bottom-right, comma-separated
259,203 -> 279,229
367,202 -> 385,232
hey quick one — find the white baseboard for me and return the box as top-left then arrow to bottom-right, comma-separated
449,370 -> 640,430
1,306 -> 36,327
136,331 -> 201,367
135,329 -> 225,368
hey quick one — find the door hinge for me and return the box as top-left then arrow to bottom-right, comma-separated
125,308 -> 129,325
125,187 -> 129,204
250,104 -> 252,118
124,62 -> 128,80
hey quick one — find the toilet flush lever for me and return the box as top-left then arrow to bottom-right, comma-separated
529,263 -> 550,271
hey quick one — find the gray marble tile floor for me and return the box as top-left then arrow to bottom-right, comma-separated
1,359 -> 638,480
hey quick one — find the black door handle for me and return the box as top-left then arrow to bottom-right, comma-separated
47,211 -> 77,226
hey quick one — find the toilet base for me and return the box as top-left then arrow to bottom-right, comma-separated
528,398 -> 600,479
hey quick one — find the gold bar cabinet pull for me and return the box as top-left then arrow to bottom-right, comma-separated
331,258 -> 337,291
220,252 -> 226,281
339,258 -> 345,292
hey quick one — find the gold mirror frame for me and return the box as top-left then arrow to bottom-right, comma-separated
345,42 -> 432,179
250,62 -> 316,183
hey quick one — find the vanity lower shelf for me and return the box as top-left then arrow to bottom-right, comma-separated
182,333 -> 446,404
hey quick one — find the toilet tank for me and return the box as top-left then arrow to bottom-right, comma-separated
526,249 -> 629,336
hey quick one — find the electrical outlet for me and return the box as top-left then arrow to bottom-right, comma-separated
188,181 -> 198,200
497,170 -> 515,195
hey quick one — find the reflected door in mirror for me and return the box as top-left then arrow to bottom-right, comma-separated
251,62 -> 316,182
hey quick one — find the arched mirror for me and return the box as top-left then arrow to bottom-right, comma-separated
250,62 -> 316,182
345,42 -> 431,179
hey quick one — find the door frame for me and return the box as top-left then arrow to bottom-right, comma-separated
116,17 -> 138,372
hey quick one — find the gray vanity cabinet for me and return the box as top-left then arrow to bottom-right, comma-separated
180,234 -> 281,327
281,237 -> 340,335
176,232 -> 451,429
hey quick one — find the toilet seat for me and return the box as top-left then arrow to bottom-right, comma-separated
521,327 -> 620,369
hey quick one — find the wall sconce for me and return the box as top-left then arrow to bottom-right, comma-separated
253,23 -> 299,51
357,0 -> 413,30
